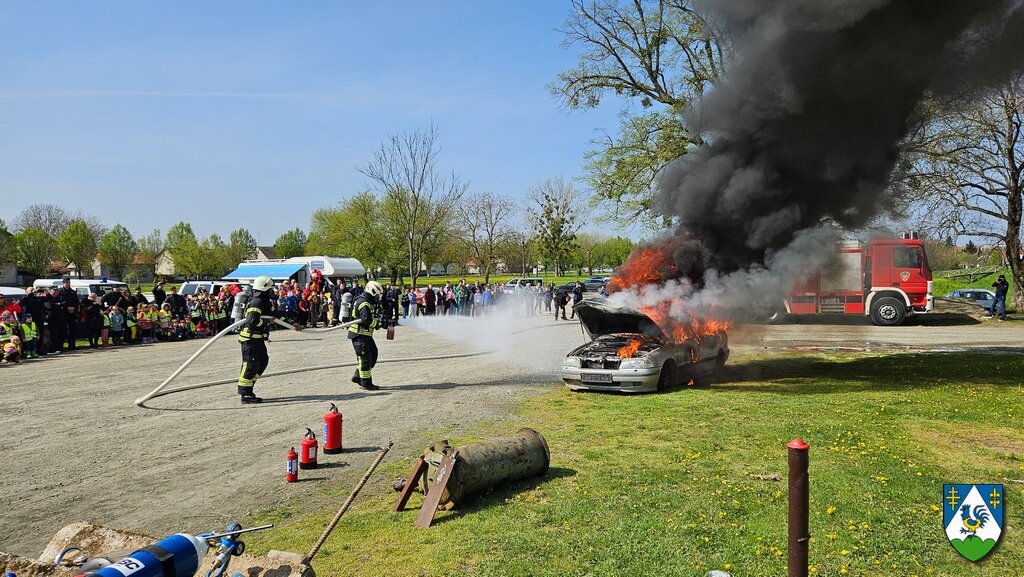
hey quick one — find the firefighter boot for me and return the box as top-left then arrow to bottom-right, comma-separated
238,386 -> 263,404
351,369 -> 360,385
359,378 -> 380,391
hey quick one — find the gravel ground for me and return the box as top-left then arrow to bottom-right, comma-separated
0,311 -> 1020,557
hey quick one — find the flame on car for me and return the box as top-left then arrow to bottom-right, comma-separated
609,239 -> 731,344
617,339 -> 643,358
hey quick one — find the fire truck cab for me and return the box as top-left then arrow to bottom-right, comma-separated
783,237 -> 933,326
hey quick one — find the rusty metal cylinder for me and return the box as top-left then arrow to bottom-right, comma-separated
420,428 -> 549,508
787,438 -> 810,577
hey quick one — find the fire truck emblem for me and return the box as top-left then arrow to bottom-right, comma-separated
900,271 -> 911,282
943,484 -> 1003,561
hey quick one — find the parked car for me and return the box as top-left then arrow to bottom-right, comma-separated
944,289 -> 995,310
582,276 -> 611,291
505,278 -> 545,290
32,278 -> 128,299
0,286 -> 25,303
555,281 -> 587,293
561,298 -> 729,393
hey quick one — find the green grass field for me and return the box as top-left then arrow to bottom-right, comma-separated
243,350 -> 1024,577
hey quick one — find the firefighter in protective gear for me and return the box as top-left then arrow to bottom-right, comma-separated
348,280 -> 385,390
237,275 -> 300,404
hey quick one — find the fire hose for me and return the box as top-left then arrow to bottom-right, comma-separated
134,316 -> 357,406
135,315 -> 526,407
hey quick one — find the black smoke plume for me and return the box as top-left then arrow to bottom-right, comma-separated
615,0 -> 1024,318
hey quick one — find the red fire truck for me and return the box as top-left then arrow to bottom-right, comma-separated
782,236 -> 934,326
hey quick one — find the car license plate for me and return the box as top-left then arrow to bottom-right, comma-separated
581,372 -> 613,383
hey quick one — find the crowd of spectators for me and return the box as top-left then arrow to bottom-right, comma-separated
0,272 -> 601,367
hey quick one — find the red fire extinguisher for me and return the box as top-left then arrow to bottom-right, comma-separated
286,447 -> 298,482
386,321 -> 396,340
323,403 -> 343,454
300,428 -> 318,470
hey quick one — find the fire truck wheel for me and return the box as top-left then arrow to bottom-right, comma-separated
870,296 -> 906,326
657,362 -> 678,392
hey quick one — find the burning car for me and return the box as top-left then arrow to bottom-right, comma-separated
561,298 -> 729,393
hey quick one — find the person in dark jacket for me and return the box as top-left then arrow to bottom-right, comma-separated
989,275 -> 1010,320
133,287 -> 149,307
553,289 -> 570,320
569,281 -> 585,319
83,294 -> 104,348
152,282 -> 167,308
165,286 -> 188,320
56,277 -> 80,351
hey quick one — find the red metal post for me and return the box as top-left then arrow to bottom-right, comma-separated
787,438 -> 810,577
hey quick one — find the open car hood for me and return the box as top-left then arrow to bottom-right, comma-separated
573,297 -> 666,341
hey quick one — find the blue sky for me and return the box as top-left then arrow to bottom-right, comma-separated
0,1 -> 630,245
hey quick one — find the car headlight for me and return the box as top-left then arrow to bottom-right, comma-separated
619,356 -> 655,369
563,357 -> 581,369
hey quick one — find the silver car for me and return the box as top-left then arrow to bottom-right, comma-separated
561,298 -> 730,393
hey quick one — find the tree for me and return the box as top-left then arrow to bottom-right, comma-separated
57,220 -> 99,277
13,227 -> 56,276
274,228 -> 307,259
0,219 -> 15,264
598,236 -> 638,268
553,0 -> 729,226
964,240 -> 979,255
497,231 -> 538,275
225,228 -> 257,267
359,124 -> 468,286
137,229 -> 164,277
528,178 -> 586,276
199,234 -> 230,278
12,203 -> 106,239
455,192 -> 518,283
575,232 -> 606,275
165,222 -> 202,278
12,204 -> 71,236
308,192 -> 406,279
98,225 -> 138,280
905,73 -> 1024,309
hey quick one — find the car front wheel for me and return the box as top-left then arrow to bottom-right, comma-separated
657,361 -> 678,392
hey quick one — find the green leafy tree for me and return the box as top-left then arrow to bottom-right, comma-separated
199,234 -> 230,277
274,228 -> 308,259
225,228 -> 257,266
57,220 -> 99,277
136,229 -> 164,278
13,227 -> 56,276
553,0 -> 729,227
165,222 -> 202,278
308,192 -> 407,281
598,236 -> 638,268
964,240 -> 978,254
358,124 -> 468,286
528,177 -> 586,276
98,225 -> 138,280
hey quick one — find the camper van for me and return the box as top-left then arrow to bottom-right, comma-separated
32,278 -> 129,299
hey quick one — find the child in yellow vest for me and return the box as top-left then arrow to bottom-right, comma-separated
20,313 -> 38,358
2,335 -> 21,365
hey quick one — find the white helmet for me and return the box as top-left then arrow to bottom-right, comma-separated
364,280 -> 384,299
252,275 -> 274,292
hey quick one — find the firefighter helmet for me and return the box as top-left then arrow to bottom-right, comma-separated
364,281 -> 384,300
252,275 -> 274,292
